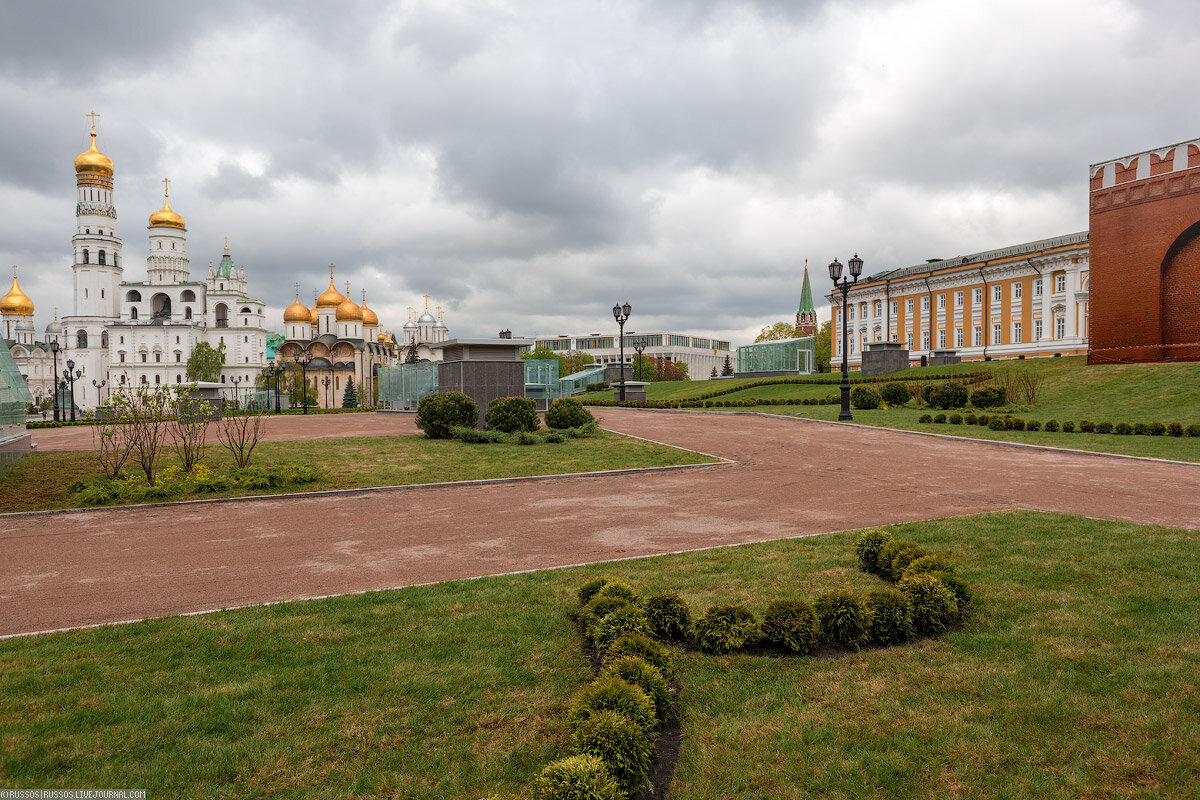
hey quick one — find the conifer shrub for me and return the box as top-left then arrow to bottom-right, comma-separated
949,413 -> 963,425
880,382 -> 911,406
1114,422 -> 1133,435
1148,422 -> 1167,436
568,675 -> 657,735
931,413 -> 945,423
546,398 -> 594,430
1096,421 -> 1113,434
1044,419 -> 1060,432
932,571 -> 973,612
530,754 -> 622,800
1026,419 -> 1041,431
988,417 -> 1007,431
694,604 -> 759,654
603,633 -> 673,673
578,577 -> 612,606
898,573 -> 958,636
970,385 -> 1006,408
571,709 -> 652,800
760,599 -> 820,654
864,588 -> 915,646
1010,418 -> 1026,431
601,656 -> 672,722
1168,422 -> 1184,437
416,391 -> 479,439
849,385 -> 881,410
644,591 -> 692,639
964,413 -> 977,425
1187,424 -> 1200,437
1062,421 -> 1075,432
592,604 -> 651,657
886,543 -> 930,581
596,579 -> 641,605
1080,419 -> 1095,432
578,595 -> 632,639
854,528 -> 893,574
877,539 -> 922,581
928,381 -> 969,409
486,396 -> 540,433
920,384 -> 936,405
814,589 -> 869,649
918,413 -> 932,424
902,553 -> 956,578
586,382 -> 610,392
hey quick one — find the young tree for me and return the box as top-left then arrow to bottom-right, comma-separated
185,341 -> 226,382
720,354 -> 735,376
171,386 -> 212,472
755,321 -> 801,342
356,380 -> 367,407
342,380 -> 358,407
217,405 -> 267,468
90,401 -> 135,479
632,353 -> 656,381
710,365 -> 718,378
814,319 -> 833,373
112,381 -> 175,486
282,363 -> 318,409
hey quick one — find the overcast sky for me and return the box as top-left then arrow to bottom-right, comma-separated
1,0 -> 1196,345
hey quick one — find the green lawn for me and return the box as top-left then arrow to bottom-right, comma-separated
2,512 -> 1197,798
0,431 -> 718,514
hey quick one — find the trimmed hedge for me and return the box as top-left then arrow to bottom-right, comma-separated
546,398 -> 595,430
849,385 -> 881,410
530,754 -> 622,800
694,604 -> 759,654
485,396 -> 540,433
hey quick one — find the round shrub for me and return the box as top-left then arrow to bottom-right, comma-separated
571,709 -> 652,800
887,543 -> 930,581
1187,424 -> 1200,437
920,384 -> 936,406
761,599 -> 820,654
596,579 -> 641,605
1044,419 -> 1060,432
949,413 -> 963,425
592,604 -> 650,657
977,414 -> 990,426
579,595 -> 633,639
970,385 -> 1006,409
814,589 -> 869,649
416,391 -> 478,439
932,413 -> 947,424
1062,421 -> 1076,432
932,571 -> 973,612
988,417 -> 1007,431
1132,422 -> 1149,435
578,576 -> 612,606
1080,419 -> 1095,433
1026,420 -> 1042,432
849,385 -> 881,410
877,539 -> 920,581
1168,422 -> 1184,437
1096,421 -> 1114,434
1114,422 -> 1133,435
602,656 -> 672,722
546,398 -> 595,430
964,413 -> 977,425
864,588 -> 915,646
530,754 -> 622,800
929,381 -> 969,409
644,591 -> 692,639
603,633 -> 673,673
918,413 -> 932,424
854,528 -> 893,574
902,553 -> 956,577
1148,422 -> 1166,436
568,675 -> 657,735
898,573 -> 958,637
486,396 -> 540,433
694,604 -> 759,654
880,382 -> 911,405
1010,418 -> 1026,431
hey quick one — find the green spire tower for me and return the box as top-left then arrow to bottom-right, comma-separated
796,259 -> 817,336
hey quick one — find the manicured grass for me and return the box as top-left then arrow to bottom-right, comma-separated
0,431 -> 718,514
2,512 -> 1198,798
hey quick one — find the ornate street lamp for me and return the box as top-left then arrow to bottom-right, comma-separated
632,337 -> 648,382
295,351 -> 314,414
49,340 -> 61,422
829,253 -> 865,421
62,358 -> 82,422
322,376 -> 332,410
230,375 -> 243,409
612,301 -> 632,405
91,378 -> 106,408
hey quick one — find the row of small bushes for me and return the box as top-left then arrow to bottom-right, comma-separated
917,413 -> 1200,436
453,421 -> 599,445
416,394 -> 596,439
851,382 -> 1006,411
586,382 -> 610,392
584,395 -> 839,409
71,463 -> 324,506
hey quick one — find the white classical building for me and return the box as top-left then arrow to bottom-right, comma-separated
2,120 -> 268,410
532,331 -> 732,378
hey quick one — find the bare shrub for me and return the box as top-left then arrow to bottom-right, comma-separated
90,408 -> 134,480
112,382 -> 175,486
171,388 -> 213,472
1018,370 -> 1045,405
217,406 -> 267,468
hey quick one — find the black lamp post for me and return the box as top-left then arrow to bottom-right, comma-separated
230,375 -> 243,409
612,301 -> 631,405
92,378 -> 106,408
322,377 -> 332,410
62,359 -> 82,422
50,340 -> 61,422
295,352 -> 313,414
828,254 -> 865,421
632,337 -> 648,381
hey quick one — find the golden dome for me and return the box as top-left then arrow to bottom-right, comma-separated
74,130 -> 114,176
283,290 -> 311,324
1,272 -> 34,317
336,296 -> 363,322
315,273 -> 346,308
377,332 -> 387,342
360,290 -> 379,326
148,195 -> 186,230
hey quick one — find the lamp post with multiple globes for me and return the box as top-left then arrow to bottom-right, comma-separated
612,301 -> 631,406
828,254 -> 865,422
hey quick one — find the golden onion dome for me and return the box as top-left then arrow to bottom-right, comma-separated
315,275 -> 346,308
1,273 -> 34,316
336,296 -> 363,322
377,332 -> 387,342
361,303 -> 379,326
148,195 -> 186,230
74,131 -> 114,176
283,292 -> 311,324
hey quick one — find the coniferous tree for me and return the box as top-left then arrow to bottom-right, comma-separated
720,354 -> 735,376
710,365 -> 718,378
342,380 -> 358,408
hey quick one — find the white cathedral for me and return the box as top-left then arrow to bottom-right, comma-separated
2,120 -> 268,411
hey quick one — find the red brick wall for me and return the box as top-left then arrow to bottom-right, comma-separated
1088,162 -> 1200,363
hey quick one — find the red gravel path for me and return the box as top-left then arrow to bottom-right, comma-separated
3,409 -> 1198,637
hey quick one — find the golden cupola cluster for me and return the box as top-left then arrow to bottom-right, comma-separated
1,269 -> 34,317
336,281 -> 363,322
74,130 -> 114,177
148,178 -> 186,229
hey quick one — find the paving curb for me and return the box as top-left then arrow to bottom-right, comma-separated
595,406 -> 1200,468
